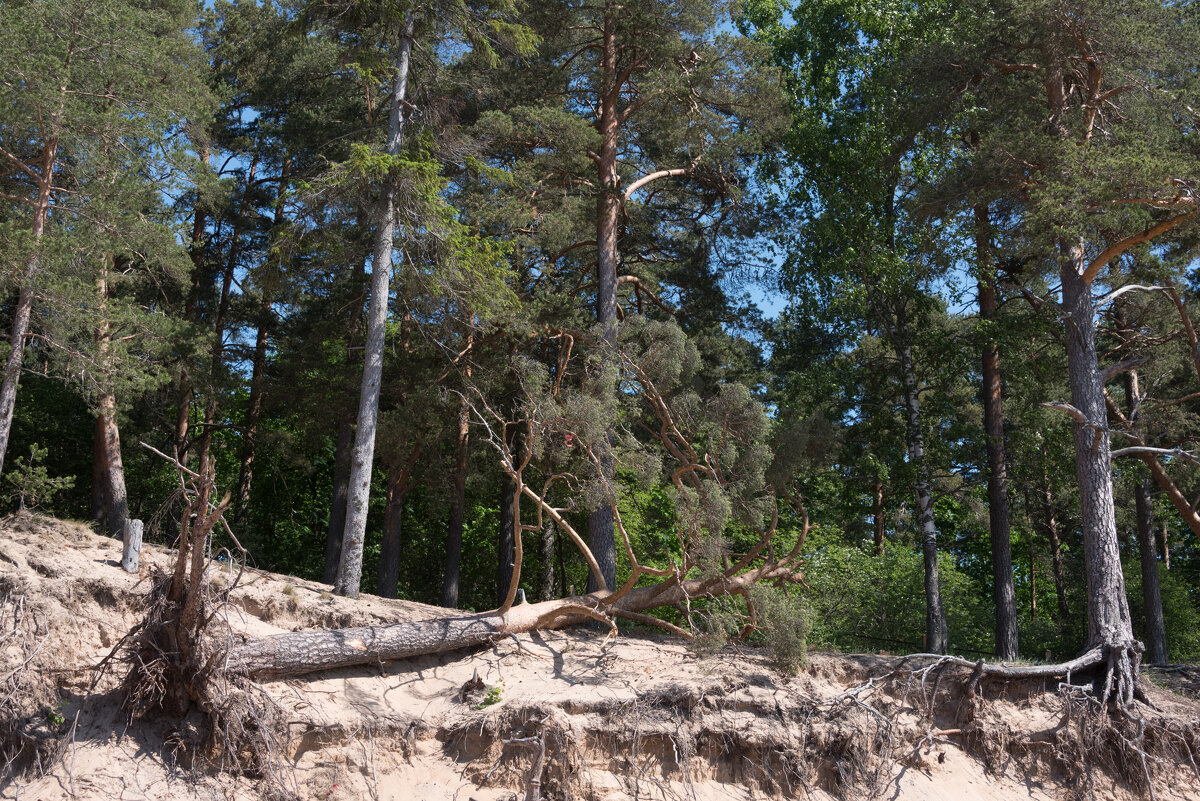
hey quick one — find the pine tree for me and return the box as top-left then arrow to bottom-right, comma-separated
470,0 -> 785,592
0,0 -> 207,483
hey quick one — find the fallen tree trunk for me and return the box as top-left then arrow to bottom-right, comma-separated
223,564 -> 790,679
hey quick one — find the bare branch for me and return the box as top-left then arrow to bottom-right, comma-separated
1041,401 -> 1088,423
1101,356 -> 1152,383
622,156 -> 700,200
1111,446 -> 1200,464
1165,282 -> 1200,385
1083,212 -> 1198,284
987,57 -> 1039,74
1095,284 -> 1165,308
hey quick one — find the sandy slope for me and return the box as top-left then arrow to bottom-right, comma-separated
0,514 -> 1196,800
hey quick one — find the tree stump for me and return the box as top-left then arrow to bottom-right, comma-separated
122,518 -> 143,573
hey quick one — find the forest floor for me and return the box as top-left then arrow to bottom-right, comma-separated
0,514 -> 1197,801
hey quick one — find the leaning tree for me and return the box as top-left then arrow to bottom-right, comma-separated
129,316 -> 811,684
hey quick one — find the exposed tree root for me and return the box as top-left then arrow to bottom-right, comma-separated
898,636 -> 1146,709
874,650 -> 1199,801
0,590 -> 60,783
106,451 -> 1194,800
114,456 -> 300,798
417,651 -> 1200,800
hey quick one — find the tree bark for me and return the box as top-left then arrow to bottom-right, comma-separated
1135,470 -> 1167,665
378,444 -> 419,599
122,518 -> 143,573
872,476 -> 886,555
1122,364 -> 1167,665
1158,522 -> 1170,571
0,136 -> 57,477
322,417 -> 354,585
322,241 -> 370,585
975,203 -> 1018,660
96,393 -> 128,538
894,309 -> 947,654
540,519 -> 556,602
93,264 -> 127,537
335,18 -> 415,598
1029,546 -> 1037,620
441,396 -> 470,608
1058,241 -> 1135,669
235,312 -> 269,519
225,559 -> 796,679
585,6 -> 621,595
1039,457 -> 1070,623
377,476 -> 406,600
498,471 -> 516,607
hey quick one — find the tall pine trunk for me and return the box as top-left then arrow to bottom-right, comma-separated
1135,471 -> 1167,664
872,476 -> 886,555
441,397 -> 470,608
94,264 -> 127,537
335,18 -> 415,598
496,413 -> 522,606
1059,243 -> 1135,660
498,472 -> 516,607
895,309 -> 946,654
1124,365 -> 1167,664
378,473 -> 406,599
236,313 -> 268,518
96,393 -> 128,537
540,519 -> 556,601
322,417 -> 354,584
975,203 -> 1018,660
585,4 -> 620,594
0,138 -> 57,476
323,245 -> 369,584
1158,522 -> 1170,571
235,158 -> 288,521
1039,458 -> 1071,623
378,444 -> 419,599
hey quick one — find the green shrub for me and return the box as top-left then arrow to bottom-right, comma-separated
689,597 -> 740,657
5,444 -> 75,512
749,585 -> 811,673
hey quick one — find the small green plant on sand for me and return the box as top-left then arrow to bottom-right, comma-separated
476,685 -> 503,708
45,702 -> 66,729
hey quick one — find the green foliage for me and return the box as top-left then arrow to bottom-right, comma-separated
749,585 -> 811,674
44,703 -> 66,730
803,536 -> 992,657
476,684 -> 503,708
5,445 -> 76,512
689,597 -> 741,658
1126,559 -> 1200,662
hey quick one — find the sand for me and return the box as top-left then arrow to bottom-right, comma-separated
0,513 -> 1196,801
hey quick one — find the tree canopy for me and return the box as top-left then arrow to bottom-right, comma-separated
4,0 -> 1200,682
